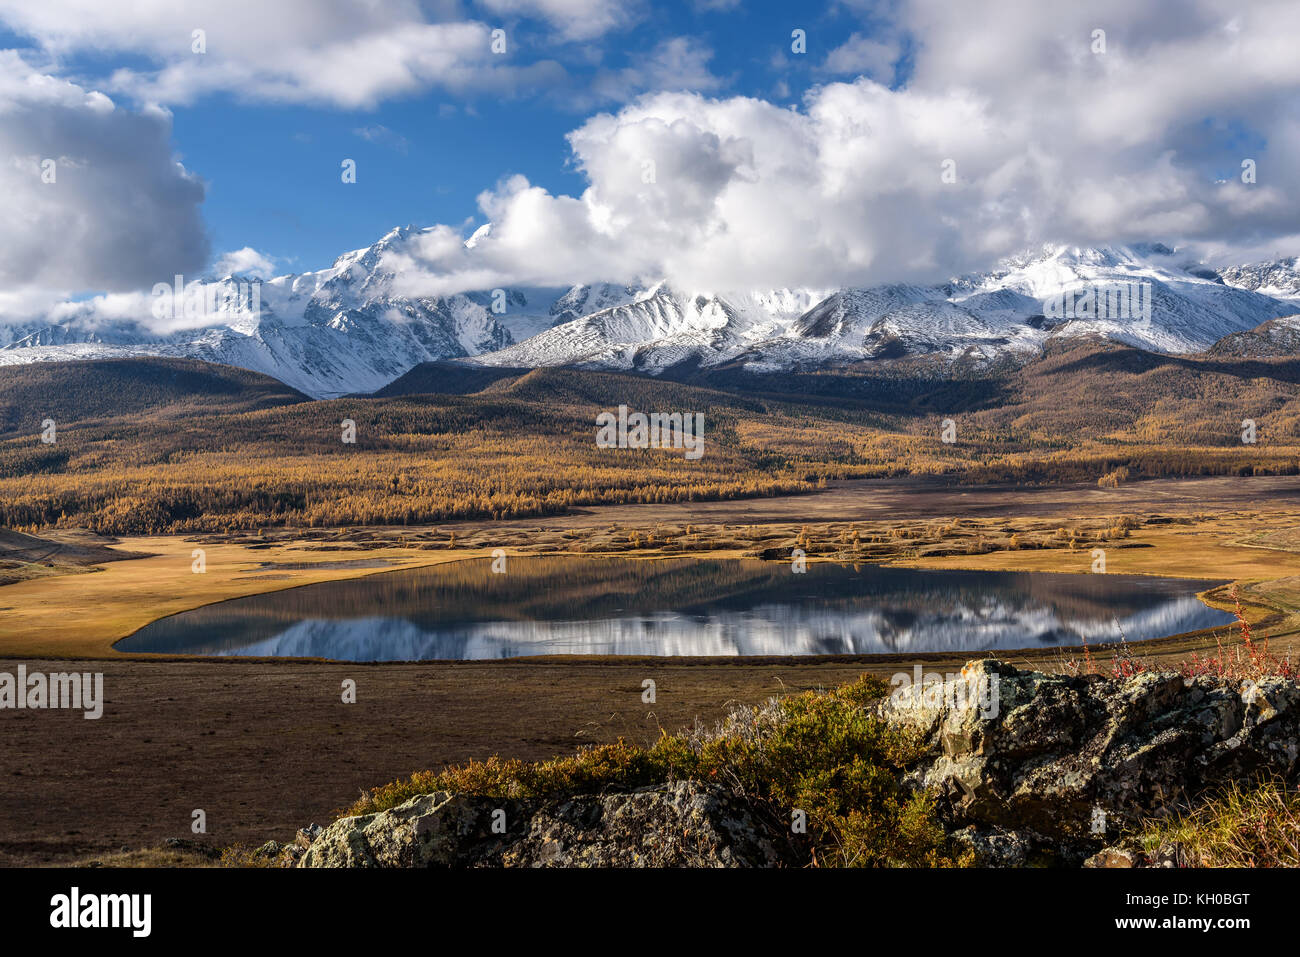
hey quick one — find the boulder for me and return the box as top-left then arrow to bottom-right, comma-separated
298,781 -> 784,868
296,661 -> 1300,868
1083,847 -> 1136,868
880,659 -> 1300,858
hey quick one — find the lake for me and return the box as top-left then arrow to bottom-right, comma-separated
114,556 -> 1235,661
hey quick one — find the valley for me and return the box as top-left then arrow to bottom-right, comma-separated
3,341 -> 1300,537
7,0 -> 1300,892
0,473 -> 1298,865
2,314 -> 1300,867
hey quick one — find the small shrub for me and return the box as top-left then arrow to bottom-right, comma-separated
346,674 -> 970,868
1137,778 -> 1300,867
1181,585 -> 1296,681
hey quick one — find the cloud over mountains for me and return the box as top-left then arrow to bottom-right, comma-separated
393,0 -> 1300,295
1,0 -> 1298,317
0,51 -> 208,312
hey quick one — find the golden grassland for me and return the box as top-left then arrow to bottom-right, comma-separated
5,500 -> 1300,662
3,350 -> 1300,536
4,350 -> 1300,659
0,539 -> 504,658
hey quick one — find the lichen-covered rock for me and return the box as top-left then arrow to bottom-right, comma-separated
879,659 -> 1300,859
296,660 -> 1300,868
949,824 -> 1042,867
298,781 -> 784,868
1083,847 -> 1136,868
294,824 -> 323,849
297,792 -> 513,867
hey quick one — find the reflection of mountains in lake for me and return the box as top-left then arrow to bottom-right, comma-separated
116,557 -> 1234,661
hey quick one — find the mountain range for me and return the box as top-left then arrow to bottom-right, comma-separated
1,226 -> 1297,398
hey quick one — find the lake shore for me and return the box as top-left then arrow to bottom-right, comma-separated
4,474 -> 1300,659
3,473 -> 1300,864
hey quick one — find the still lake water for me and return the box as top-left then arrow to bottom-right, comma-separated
115,557 -> 1234,661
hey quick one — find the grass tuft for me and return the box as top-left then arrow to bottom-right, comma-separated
346,674 -> 970,868
1137,778 -> 1300,867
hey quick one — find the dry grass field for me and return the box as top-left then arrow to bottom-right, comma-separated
4,475 -> 1300,660
2,476 -> 1299,865
4,355 -> 1300,865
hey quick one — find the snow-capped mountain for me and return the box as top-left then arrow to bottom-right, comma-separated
477,283 -> 832,372
2,233 -> 1298,395
0,226 -> 575,397
473,244 -> 1300,373
1215,257 -> 1300,299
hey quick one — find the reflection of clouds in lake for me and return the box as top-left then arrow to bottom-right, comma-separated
206,594 -> 1231,661
116,557 -> 1235,660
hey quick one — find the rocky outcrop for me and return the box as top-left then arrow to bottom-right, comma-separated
881,659 -> 1300,863
298,781 -> 785,868
296,661 -> 1300,867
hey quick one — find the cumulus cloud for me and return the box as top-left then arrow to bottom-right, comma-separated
474,0 -> 640,41
0,51 -> 208,309
385,0 -> 1300,295
7,0 -> 1300,321
213,247 -> 278,279
0,0 -> 569,108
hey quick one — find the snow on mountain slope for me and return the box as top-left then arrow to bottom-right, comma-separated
0,226 -> 583,397
957,244 -> 1296,354
475,284 -> 832,371
3,232 -> 1298,394
548,283 -> 643,326
473,244 -> 1299,374
788,284 -> 1043,361
1216,258 -> 1300,300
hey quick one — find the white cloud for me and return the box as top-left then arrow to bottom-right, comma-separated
6,0 -> 1300,322
384,0 -> 1300,295
473,0 -> 640,41
0,0 -> 569,108
0,51 -> 208,308
213,247 -> 277,279
353,124 -> 410,153
821,32 -> 901,81
584,37 -> 728,106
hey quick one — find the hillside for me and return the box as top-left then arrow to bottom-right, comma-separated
0,345 -> 1298,534
971,342 -> 1300,450
369,361 -> 530,397
1208,315 -> 1300,358
0,357 -> 308,436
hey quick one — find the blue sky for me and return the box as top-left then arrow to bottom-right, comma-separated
2,1 -> 904,274
0,0 -> 1296,311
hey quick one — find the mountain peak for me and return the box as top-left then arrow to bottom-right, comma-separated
464,223 -> 493,249
3,226 -> 1298,398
